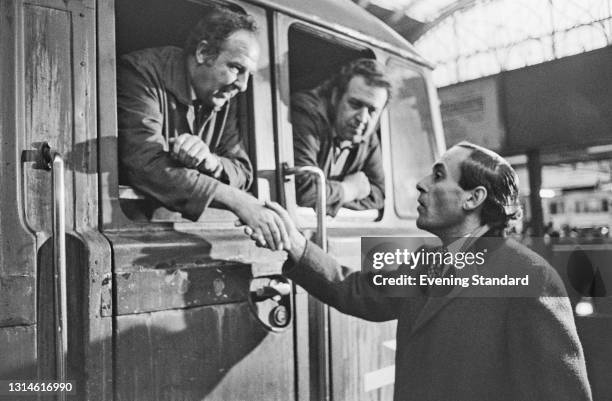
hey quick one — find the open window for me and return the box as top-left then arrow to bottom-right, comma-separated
287,24 -> 384,225
113,0 -> 264,223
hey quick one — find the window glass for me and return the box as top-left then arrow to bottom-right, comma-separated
387,59 -> 436,218
550,202 -> 558,215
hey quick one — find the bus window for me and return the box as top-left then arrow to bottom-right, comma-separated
114,0 -> 259,223
387,59 -> 436,219
288,24 -> 385,223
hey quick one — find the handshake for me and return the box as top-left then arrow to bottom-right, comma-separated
236,200 -> 307,260
169,134 -> 306,257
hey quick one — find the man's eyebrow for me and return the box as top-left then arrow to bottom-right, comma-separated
433,162 -> 445,172
349,97 -> 379,110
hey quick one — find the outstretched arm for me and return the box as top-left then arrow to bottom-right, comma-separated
251,201 -> 405,321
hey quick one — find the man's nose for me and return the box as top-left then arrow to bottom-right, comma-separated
235,72 -> 249,92
416,179 -> 426,193
356,107 -> 370,124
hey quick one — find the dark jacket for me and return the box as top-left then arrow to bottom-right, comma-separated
117,46 -> 252,221
291,87 -> 385,216
284,236 -> 592,401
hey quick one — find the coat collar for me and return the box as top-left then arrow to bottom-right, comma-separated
161,47 -> 194,107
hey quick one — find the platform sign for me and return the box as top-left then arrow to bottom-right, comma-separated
438,76 -> 505,152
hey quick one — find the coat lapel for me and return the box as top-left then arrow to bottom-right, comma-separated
410,262 -> 482,336
408,232 -> 501,337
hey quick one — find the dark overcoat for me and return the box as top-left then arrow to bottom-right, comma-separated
284,236 -> 592,401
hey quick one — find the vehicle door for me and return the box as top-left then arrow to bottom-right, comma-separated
0,0 -> 111,399
97,1 -> 297,400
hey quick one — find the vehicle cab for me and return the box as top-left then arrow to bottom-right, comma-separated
0,0 -> 444,399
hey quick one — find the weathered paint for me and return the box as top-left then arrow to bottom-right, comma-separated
114,304 -> 294,401
114,264 -> 251,315
0,0 -> 38,328
0,325 -> 37,379
23,3 -> 74,232
1,2 -> 111,401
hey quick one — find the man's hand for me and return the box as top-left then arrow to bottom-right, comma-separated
341,172 -> 371,203
229,193 -> 290,251
171,134 -> 220,174
242,201 -> 306,259
264,201 -> 306,260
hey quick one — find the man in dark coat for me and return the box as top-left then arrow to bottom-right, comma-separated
253,142 -> 592,400
117,6 -> 287,249
291,59 -> 390,216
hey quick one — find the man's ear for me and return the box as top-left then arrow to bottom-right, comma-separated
195,40 -> 213,65
463,186 -> 487,212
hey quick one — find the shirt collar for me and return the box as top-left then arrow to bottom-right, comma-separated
331,128 -> 359,151
334,138 -> 353,151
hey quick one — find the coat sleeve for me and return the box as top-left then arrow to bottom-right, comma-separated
212,101 -> 253,190
506,267 -> 592,401
291,94 -> 346,217
117,60 -> 220,221
342,134 -> 385,212
283,241 -> 413,321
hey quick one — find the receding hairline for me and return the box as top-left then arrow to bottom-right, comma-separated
454,141 -> 508,167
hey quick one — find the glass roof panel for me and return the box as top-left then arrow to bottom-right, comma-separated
413,0 -> 612,86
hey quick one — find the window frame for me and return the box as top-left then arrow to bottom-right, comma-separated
97,0 -> 275,230
277,19 -> 397,230
386,56 -> 440,220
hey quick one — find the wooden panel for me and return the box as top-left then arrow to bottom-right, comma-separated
22,3 -> 74,231
108,229 -> 286,314
36,235 -> 94,392
115,303 -> 294,401
0,276 -> 35,326
0,0 -> 37,328
0,325 -> 37,379
79,232 -> 114,401
2,2 -> 107,400
115,263 -> 251,315
109,230 -> 285,275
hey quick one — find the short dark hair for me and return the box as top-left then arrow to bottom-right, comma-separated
456,141 -> 522,230
321,58 -> 393,102
184,6 -> 257,58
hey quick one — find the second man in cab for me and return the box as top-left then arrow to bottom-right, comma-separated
292,58 -> 392,216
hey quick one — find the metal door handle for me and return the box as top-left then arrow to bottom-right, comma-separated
283,164 -> 327,252
283,163 -> 330,401
42,143 -> 68,396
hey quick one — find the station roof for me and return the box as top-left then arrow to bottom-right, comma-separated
351,0 -> 476,42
